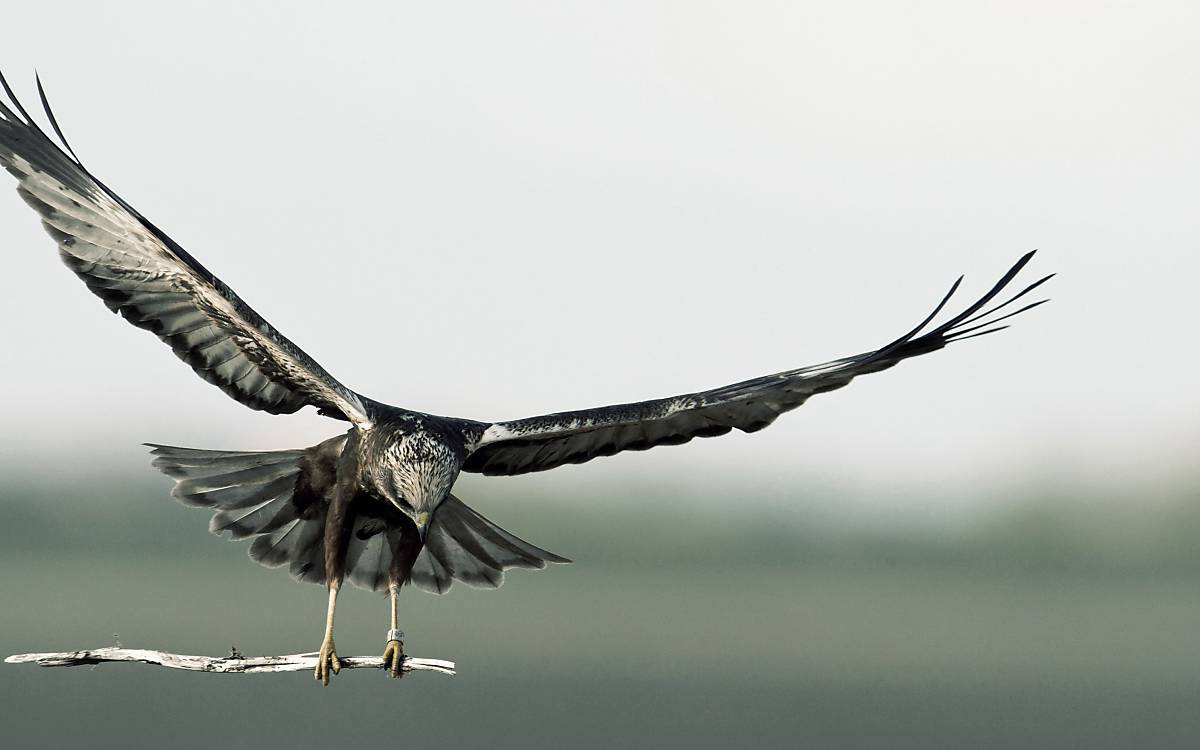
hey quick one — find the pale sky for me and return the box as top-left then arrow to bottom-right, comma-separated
1,1 -> 1196,520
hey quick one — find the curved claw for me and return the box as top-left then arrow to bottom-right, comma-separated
314,638 -> 341,686
382,639 -> 405,679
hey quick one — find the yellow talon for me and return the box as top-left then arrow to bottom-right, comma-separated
383,639 -> 405,679
315,637 -> 340,686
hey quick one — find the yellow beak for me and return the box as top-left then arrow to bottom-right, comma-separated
413,511 -> 431,542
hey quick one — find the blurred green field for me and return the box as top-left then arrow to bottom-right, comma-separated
3,473 -> 1199,748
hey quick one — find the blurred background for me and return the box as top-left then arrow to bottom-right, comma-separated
1,1 -> 1197,748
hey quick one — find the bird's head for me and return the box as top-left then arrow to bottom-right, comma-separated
381,467 -> 453,541
374,433 -> 460,542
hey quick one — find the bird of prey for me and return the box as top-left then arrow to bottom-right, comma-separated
0,73 -> 1051,684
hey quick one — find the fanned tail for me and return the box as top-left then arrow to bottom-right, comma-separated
410,495 -> 571,595
146,437 -> 346,585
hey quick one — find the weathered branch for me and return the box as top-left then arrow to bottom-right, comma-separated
5,646 -> 455,676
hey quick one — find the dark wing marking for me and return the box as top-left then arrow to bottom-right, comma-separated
0,73 -> 370,426
463,252 -> 1051,476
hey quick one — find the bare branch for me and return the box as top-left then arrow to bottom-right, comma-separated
5,646 -> 455,676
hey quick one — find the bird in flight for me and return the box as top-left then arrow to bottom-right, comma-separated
0,73 -> 1051,684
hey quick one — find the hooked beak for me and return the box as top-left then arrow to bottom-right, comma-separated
413,511 -> 431,542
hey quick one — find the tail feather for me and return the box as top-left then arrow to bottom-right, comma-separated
150,447 -> 303,472
252,517 -> 327,584
193,474 -> 297,513
425,513 -> 506,589
147,440 -> 569,595
209,487 -> 299,539
251,517 -> 322,571
453,499 -> 571,567
344,517 -> 402,593
173,462 -> 302,496
435,510 -> 506,571
147,439 -> 341,584
410,495 -> 570,595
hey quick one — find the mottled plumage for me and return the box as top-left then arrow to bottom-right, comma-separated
0,72 -> 1051,682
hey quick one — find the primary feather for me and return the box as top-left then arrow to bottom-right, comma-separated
463,252 -> 1051,476
0,72 -> 372,427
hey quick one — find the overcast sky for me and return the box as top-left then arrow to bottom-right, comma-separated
0,1 -> 1195,520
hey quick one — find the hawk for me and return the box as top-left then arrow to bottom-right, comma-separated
0,73 -> 1050,683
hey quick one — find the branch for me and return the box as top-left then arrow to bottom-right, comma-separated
5,646 -> 455,676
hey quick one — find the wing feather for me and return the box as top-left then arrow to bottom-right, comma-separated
464,253 -> 1051,476
0,73 -> 371,426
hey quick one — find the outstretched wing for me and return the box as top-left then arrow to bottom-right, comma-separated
0,73 -> 371,427
463,252 -> 1051,476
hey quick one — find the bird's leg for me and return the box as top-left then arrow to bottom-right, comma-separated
382,580 -> 406,678
314,583 -> 341,686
